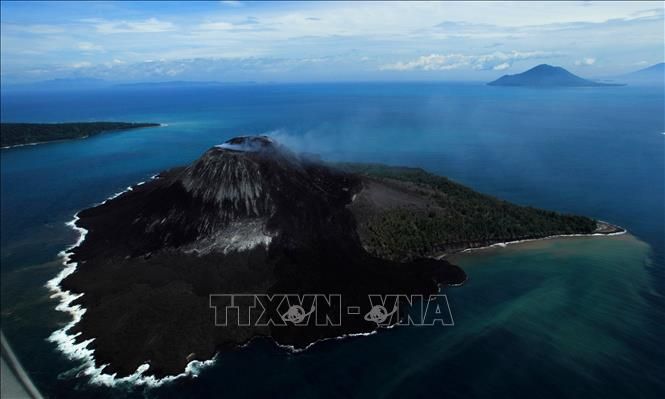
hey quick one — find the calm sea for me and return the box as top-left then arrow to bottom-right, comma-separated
1,82 -> 663,398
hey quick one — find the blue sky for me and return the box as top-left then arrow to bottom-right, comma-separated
1,1 -> 663,83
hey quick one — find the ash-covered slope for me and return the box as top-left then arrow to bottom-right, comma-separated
59,136 -> 465,378
338,163 -> 617,261
69,136 -> 358,259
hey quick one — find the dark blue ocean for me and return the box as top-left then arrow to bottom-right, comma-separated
1,82 -> 663,398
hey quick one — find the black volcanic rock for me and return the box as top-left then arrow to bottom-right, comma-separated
488,64 -> 622,87
60,136 -> 466,377
57,136 -> 615,379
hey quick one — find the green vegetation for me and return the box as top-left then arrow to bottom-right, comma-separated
337,163 -> 597,260
0,122 -> 160,147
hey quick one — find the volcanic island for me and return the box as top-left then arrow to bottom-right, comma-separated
53,135 -> 623,379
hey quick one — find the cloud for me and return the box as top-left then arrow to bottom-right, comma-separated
431,6 -> 664,37
71,61 -> 92,68
197,17 -> 266,31
1,1 -> 663,84
434,20 -> 497,32
26,56 -> 349,82
381,54 -> 467,71
493,62 -> 510,71
574,57 -> 596,66
381,51 -> 558,72
91,18 -> 176,34
77,42 -> 103,52
4,24 -> 65,34
242,17 -> 260,25
220,1 -> 243,7
198,21 -> 236,31
627,8 -> 664,21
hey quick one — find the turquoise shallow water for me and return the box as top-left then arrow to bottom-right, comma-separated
0,83 -> 663,398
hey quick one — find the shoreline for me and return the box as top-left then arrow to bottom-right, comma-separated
46,177 -> 626,386
43,174 -> 216,388
440,221 -> 626,259
1,123 -> 165,150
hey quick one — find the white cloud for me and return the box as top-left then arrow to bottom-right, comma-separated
198,21 -> 236,31
100,59 -> 126,68
626,8 -> 664,21
29,57 -> 326,82
77,42 -> 103,52
493,62 -> 510,71
71,61 -> 92,68
575,57 -> 596,66
381,51 -> 557,72
92,18 -> 176,34
381,54 -> 467,71
5,24 -> 65,34
220,1 -> 243,7
197,20 -> 262,32
1,1 -> 663,83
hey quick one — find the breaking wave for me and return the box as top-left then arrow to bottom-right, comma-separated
45,175 -> 218,387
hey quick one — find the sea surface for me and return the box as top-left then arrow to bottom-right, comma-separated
1,82 -> 663,398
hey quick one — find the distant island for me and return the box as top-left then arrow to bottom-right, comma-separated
616,62 -> 664,85
50,136 -> 623,378
488,64 -> 623,87
0,122 -> 160,148
113,80 -> 257,89
2,78 -> 258,92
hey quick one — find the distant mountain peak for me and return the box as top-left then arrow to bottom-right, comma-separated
618,62 -> 664,85
635,62 -> 664,72
530,64 -> 562,71
488,64 -> 621,87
